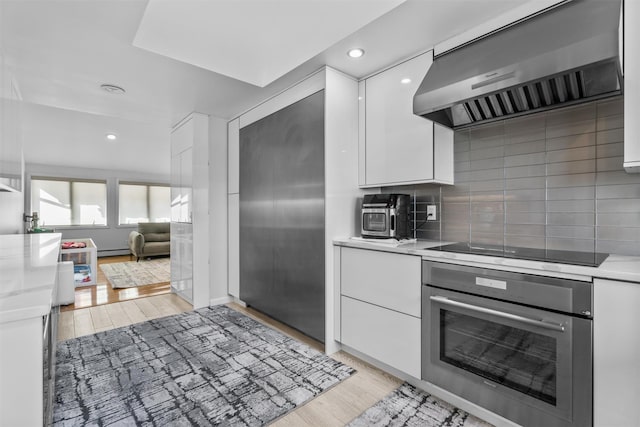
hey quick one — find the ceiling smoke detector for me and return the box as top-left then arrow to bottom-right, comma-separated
100,84 -> 126,94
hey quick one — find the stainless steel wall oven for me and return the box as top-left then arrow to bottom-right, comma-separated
422,261 -> 593,427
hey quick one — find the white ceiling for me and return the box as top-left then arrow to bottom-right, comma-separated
133,0 -> 407,87
1,0 -> 530,174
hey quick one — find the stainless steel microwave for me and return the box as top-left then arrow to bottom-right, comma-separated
361,194 -> 410,239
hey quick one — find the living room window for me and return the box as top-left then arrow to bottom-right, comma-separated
31,178 -> 107,226
118,182 -> 170,225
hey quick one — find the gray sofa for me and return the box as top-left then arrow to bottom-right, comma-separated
128,222 -> 170,261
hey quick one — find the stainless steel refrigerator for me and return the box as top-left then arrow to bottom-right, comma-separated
239,90 -> 325,342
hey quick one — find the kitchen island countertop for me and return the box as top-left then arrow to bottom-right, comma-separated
334,237 -> 640,284
0,233 -> 61,323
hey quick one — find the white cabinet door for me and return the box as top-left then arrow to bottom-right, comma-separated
341,247 -> 421,317
228,118 -> 240,194
180,147 -> 193,223
228,193 -> 239,297
593,278 -> 640,427
624,0 -> 640,171
364,51 -> 435,186
170,154 -> 181,222
342,296 -> 421,378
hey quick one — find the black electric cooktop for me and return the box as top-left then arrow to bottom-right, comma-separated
429,243 -> 609,268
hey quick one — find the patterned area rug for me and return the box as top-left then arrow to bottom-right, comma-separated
100,257 -> 170,288
348,383 -> 493,427
54,305 -> 354,426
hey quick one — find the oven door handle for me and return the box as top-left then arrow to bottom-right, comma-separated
430,296 -> 565,332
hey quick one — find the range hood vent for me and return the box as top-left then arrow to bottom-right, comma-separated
414,0 -> 623,129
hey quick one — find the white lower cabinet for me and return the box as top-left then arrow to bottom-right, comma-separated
593,278 -> 640,427
227,193 -> 239,298
338,246 -> 422,378
342,296 -> 421,378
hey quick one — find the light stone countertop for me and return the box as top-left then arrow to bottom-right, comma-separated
0,233 -> 61,323
334,237 -> 640,284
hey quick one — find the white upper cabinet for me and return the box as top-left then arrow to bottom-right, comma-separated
359,51 -> 453,187
624,0 -> 639,171
228,118 -> 239,193
171,116 -> 195,223
0,65 -> 23,192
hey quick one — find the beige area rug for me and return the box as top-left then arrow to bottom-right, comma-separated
100,258 -> 170,288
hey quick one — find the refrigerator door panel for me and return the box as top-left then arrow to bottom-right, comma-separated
240,90 -> 326,342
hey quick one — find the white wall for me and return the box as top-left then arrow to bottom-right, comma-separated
0,191 -> 23,234
21,103 -> 171,176
208,116 -> 229,304
25,162 -> 169,256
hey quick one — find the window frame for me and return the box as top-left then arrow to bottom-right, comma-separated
30,176 -> 109,228
117,180 -> 171,226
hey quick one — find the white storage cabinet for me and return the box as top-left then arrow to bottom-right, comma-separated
359,50 -> 454,187
338,246 -> 422,378
624,0 -> 640,171
170,113 -> 209,307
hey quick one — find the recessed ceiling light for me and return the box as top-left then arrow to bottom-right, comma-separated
100,83 -> 126,94
347,48 -> 365,58
105,133 -> 117,141
401,78 -> 412,84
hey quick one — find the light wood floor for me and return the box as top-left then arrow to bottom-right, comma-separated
60,255 -> 171,312
57,297 -> 401,426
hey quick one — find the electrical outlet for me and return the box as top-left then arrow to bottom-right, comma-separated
427,205 -> 437,221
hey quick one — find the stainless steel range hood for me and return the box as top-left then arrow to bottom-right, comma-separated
414,0 -> 623,129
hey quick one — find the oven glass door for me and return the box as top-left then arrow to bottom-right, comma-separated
424,287 -> 575,424
362,208 -> 389,236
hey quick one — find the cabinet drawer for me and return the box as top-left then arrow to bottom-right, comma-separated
341,247 -> 421,317
342,296 -> 420,378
